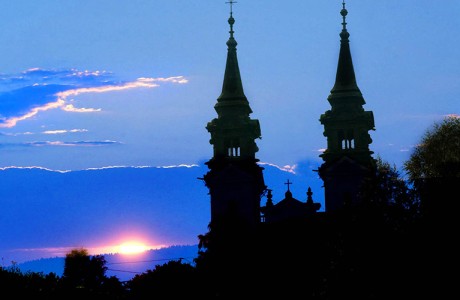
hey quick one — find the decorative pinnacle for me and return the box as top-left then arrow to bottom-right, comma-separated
226,0 -> 237,14
341,1 -> 348,30
284,179 -> 293,192
228,14 -> 235,38
306,187 -> 313,203
340,0 -> 350,41
226,1 -> 237,46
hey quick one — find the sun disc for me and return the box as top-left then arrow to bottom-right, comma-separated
118,242 -> 148,255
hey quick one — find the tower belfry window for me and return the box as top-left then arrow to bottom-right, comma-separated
342,138 -> 354,150
338,131 -> 345,149
346,130 -> 355,149
226,139 -> 240,157
227,146 -> 240,157
339,130 -> 355,150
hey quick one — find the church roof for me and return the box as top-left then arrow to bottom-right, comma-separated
261,183 -> 321,223
328,1 -> 365,105
214,9 -> 252,116
275,190 -> 306,209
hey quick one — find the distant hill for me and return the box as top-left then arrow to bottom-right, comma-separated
0,161 -> 324,265
16,244 -> 200,282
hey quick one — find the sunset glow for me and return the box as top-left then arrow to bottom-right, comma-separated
117,242 -> 149,255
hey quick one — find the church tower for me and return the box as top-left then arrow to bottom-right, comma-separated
318,1 -> 376,212
203,3 -> 266,229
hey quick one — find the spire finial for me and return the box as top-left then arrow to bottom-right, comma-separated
226,0 -> 237,14
284,179 -> 293,192
226,1 -> 237,39
340,0 -> 350,41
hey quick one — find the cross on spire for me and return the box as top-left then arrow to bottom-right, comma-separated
226,0 -> 237,14
341,0 -> 348,31
284,179 -> 293,191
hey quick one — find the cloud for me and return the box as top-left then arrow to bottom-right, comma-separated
138,76 -> 188,84
1,129 -> 88,136
258,162 -> 297,174
0,139 -> 122,152
0,68 -> 188,128
445,113 -> 459,119
0,68 -> 111,91
1,131 -> 34,136
0,164 -> 200,173
10,247 -> 77,258
83,164 -> 199,171
0,166 -> 70,173
158,164 -> 199,169
0,140 -> 120,148
42,129 -> 88,135
62,104 -> 101,112
26,140 -> 122,147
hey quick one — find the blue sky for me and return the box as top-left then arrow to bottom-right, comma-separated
1,0 -> 459,172
0,1 -> 459,264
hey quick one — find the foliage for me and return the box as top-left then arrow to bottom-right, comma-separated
61,248 -> 125,298
0,264 -> 61,297
126,259 -> 198,298
360,155 -> 420,215
404,115 -> 460,181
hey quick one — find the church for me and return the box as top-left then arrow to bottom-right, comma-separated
195,4 -> 448,297
202,1 -> 376,228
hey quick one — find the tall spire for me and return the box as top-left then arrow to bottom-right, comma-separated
202,1 -> 265,230
329,0 -> 363,104
206,1 -> 261,161
318,1 -> 376,212
215,1 -> 251,115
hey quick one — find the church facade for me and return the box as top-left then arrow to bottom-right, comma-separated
203,1 -> 376,228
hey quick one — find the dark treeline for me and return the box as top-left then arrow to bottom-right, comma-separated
0,200 -> 454,299
1,117 -> 458,299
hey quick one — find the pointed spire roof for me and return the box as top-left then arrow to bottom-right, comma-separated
329,1 -> 364,104
215,4 -> 252,115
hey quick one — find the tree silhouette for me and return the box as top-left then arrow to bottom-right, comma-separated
359,155 -> 420,218
401,116 -> 459,298
403,115 -> 459,220
62,248 -> 94,289
0,264 -> 61,297
126,259 -> 197,298
61,248 -> 124,298
404,115 -> 460,181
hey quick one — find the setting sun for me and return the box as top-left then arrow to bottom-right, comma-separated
117,242 -> 148,255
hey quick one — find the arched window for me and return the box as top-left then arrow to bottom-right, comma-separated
340,130 -> 355,150
226,140 -> 240,157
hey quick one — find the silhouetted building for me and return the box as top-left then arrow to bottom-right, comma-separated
317,2 -> 376,212
261,181 -> 321,223
203,2 -> 378,230
196,3 -> 444,298
202,8 -> 266,229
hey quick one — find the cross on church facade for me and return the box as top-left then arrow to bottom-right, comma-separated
284,179 -> 293,191
226,0 -> 237,13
